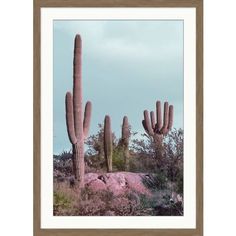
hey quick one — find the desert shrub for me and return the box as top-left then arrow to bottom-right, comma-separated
84,154 -> 107,173
139,172 -> 168,191
153,190 -> 183,216
129,155 -> 156,173
175,165 -> 183,194
85,123 -> 118,157
78,190 -> 133,216
109,197 -> 132,215
157,173 -> 168,189
69,187 -> 116,216
53,180 -> 183,216
133,193 -> 172,216
137,190 -> 183,216
154,201 -> 183,216
139,194 -> 156,209
53,150 -> 73,177
53,181 -> 80,215
53,191 -> 73,215
85,123 -> 119,172
130,129 -> 183,188
112,146 -> 125,171
164,129 -> 183,176
153,172 -> 168,189
76,196 -> 106,216
85,124 -> 104,157
130,134 -> 164,173
128,156 -> 139,172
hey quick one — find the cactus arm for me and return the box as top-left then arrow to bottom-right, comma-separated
65,92 -> 77,144
142,120 -> 149,134
161,102 -> 169,134
156,101 -> 162,131
167,105 -> 174,130
144,110 -> 154,136
142,101 -> 174,160
163,102 -> 169,127
150,111 -> 156,130
73,34 -> 83,139
83,101 -> 92,139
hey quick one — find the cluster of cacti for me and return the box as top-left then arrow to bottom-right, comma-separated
142,101 -> 174,157
65,35 -> 92,188
104,115 -> 113,172
103,115 -> 131,172
121,116 -> 130,171
65,35 -> 175,188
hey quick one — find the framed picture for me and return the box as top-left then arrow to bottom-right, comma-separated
34,0 -> 203,235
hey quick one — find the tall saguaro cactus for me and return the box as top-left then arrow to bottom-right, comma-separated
65,34 -> 92,188
121,116 -> 130,171
142,101 -> 174,157
104,115 -> 113,172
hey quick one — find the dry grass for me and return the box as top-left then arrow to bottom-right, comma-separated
53,181 -> 140,216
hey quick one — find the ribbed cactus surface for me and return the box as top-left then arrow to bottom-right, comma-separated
104,115 -> 113,172
142,101 -> 173,137
142,101 -> 174,157
121,116 -> 130,171
65,34 -> 92,188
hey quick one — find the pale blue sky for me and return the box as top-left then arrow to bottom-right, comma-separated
53,20 -> 183,154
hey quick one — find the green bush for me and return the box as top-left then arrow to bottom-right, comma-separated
154,171 -> 168,189
112,147 -> 125,171
140,172 -> 167,191
175,167 -> 183,194
53,191 -> 72,215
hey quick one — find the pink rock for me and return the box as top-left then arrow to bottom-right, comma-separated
125,172 -> 152,196
84,172 -> 152,197
84,173 -> 106,192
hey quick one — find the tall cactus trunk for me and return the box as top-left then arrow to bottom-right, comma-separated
104,115 -> 112,172
65,35 -> 92,189
124,145 -> 130,171
153,135 -> 164,165
75,141 -> 85,187
72,145 -> 77,179
122,116 -> 130,171
72,144 -> 84,184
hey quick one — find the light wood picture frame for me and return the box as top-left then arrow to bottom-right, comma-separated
34,0 -> 203,235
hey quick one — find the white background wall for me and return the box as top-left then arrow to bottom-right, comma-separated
0,0 -> 235,235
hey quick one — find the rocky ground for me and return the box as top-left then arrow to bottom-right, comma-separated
54,171 -> 183,216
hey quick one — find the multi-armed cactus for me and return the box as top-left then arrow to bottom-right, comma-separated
65,34 -> 92,188
142,101 -> 173,157
121,116 -> 130,171
104,115 -> 113,172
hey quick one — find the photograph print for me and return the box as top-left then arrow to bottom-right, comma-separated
53,19 -> 184,217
